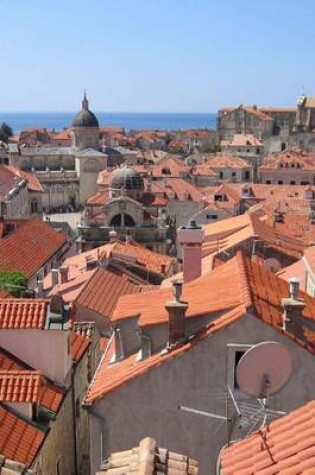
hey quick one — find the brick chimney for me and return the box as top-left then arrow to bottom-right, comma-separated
282,277 -> 306,337
177,219 -> 204,283
165,280 -> 188,345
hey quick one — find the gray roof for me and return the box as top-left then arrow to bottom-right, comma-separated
21,146 -> 73,156
75,148 -> 107,158
109,166 -> 144,191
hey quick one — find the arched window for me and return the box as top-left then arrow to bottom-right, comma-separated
109,213 -> 136,227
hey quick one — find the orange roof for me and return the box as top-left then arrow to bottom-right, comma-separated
64,240 -> 172,276
0,219 -> 68,279
0,371 -> 44,403
205,155 -> 250,170
70,330 -> 90,362
75,265 -> 153,319
112,254 -> 251,326
260,150 -> 315,171
86,253 -> 315,403
85,305 -> 245,403
0,347 -> 64,413
220,399 -> 315,474
202,213 -> 305,259
0,404 -> 45,465
0,299 -> 49,329
5,166 -> 43,192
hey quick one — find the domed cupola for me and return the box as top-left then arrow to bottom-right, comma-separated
72,92 -> 99,128
71,92 -> 100,150
109,165 -> 144,199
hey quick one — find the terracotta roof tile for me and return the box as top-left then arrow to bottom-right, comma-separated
97,437 -> 198,475
112,254 -> 251,326
203,156 -> 250,170
70,330 -> 90,363
0,347 -> 64,413
75,266 -> 153,319
220,400 -> 315,475
87,253 -> 315,403
64,240 -> 172,276
0,371 -> 44,403
0,404 -> 45,465
0,220 -> 68,279
0,299 -> 49,329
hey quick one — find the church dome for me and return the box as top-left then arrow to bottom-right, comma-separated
109,166 -> 144,191
72,93 -> 99,128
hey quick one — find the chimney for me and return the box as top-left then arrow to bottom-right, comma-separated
109,229 -> 118,242
110,328 -> 125,363
59,265 -> 69,284
136,329 -> 152,361
177,219 -> 204,283
125,234 -> 132,244
51,268 -> 59,288
165,280 -> 188,345
36,279 -> 44,298
282,277 -> 306,337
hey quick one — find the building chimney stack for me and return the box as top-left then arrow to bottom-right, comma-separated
109,229 -> 118,243
165,280 -> 188,346
282,277 -> 306,337
59,265 -> 69,284
51,268 -> 59,288
110,328 -> 125,363
177,219 -> 204,283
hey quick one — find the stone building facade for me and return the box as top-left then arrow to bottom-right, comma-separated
3,94 -> 107,211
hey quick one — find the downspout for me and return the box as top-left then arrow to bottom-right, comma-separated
71,363 -> 79,475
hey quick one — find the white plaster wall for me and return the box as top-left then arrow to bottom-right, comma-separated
0,330 -> 72,385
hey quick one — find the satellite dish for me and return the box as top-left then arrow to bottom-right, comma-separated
236,342 -> 293,398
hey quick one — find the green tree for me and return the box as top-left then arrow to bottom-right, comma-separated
0,270 -> 27,297
0,122 -> 13,143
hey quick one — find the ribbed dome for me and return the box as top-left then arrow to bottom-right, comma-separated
72,93 -> 99,128
109,166 -> 144,191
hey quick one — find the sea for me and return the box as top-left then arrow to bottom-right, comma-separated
0,112 -> 217,134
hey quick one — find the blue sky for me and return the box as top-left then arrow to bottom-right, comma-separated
1,0 -> 315,112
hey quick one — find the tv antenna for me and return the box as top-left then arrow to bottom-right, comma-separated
178,341 -> 292,445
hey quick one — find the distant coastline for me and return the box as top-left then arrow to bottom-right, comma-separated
0,112 -> 217,134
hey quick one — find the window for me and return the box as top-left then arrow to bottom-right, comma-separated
277,180 -> 283,184
290,181 -> 296,185
245,171 -> 250,180
31,200 -> 38,213
227,344 -> 252,391
206,214 -> 218,220
219,172 -> 223,179
232,172 -> 236,177
265,180 -> 271,184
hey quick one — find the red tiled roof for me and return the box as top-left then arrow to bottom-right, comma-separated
0,404 -> 46,465
70,330 -> 90,363
5,166 -> 43,192
220,400 -> 315,475
260,150 -> 315,171
205,155 -> 250,170
0,219 -> 68,279
112,254 -> 251,326
64,240 -> 172,276
0,371 -> 44,403
75,266 -> 152,319
0,347 -> 64,413
0,299 -> 49,329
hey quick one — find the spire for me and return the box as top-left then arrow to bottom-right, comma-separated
82,90 -> 89,110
